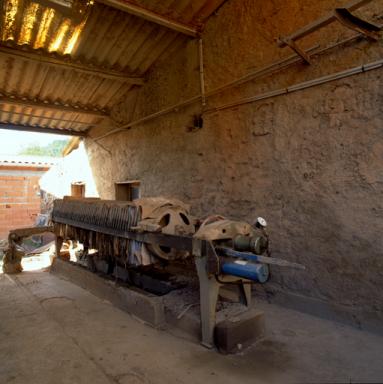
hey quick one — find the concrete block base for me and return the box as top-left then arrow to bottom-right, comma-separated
50,258 -> 265,353
50,258 -> 165,328
215,309 -> 265,354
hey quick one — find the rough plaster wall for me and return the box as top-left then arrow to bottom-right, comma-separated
86,0 -> 383,313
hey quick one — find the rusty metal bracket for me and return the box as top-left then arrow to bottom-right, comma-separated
334,8 -> 382,41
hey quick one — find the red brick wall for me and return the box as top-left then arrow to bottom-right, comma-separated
0,166 -> 49,239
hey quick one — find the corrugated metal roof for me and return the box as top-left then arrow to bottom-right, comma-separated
0,0 -> 225,135
0,155 -> 57,167
0,102 -> 101,133
72,3 -> 186,74
0,44 -> 133,108
112,0 -> 226,26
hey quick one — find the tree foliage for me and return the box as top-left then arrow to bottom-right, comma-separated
18,140 -> 69,157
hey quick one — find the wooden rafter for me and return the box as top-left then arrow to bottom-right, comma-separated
96,0 -> 199,37
62,137 -> 82,156
278,0 -> 374,48
334,8 -> 381,40
0,43 -> 144,85
0,123 -> 87,137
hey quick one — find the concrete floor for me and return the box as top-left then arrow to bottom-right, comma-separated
1,269 -> 383,384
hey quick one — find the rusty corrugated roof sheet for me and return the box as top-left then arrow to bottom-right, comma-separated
0,0 -> 225,135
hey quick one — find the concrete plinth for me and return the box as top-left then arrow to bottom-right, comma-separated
51,258 -> 266,353
215,309 -> 265,354
51,258 -> 166,328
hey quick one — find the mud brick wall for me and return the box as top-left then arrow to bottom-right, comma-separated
86,0 -> 383,316
0,166 -> 48,239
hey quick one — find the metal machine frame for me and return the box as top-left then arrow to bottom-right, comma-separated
53,214 -> 256,347
4,212 -> 303,348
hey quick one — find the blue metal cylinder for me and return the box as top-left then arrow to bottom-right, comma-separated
221,262 -> 269,283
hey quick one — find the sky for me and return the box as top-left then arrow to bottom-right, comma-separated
0,129 -> 70,155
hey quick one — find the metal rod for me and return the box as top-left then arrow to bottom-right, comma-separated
199,38 -> 206,106
93,46 -> 320,140
204,45 -> 320,96
94,93 -> 202,140
87,137 -> 112,156
206,58 -> 383,113
93,32 -> 371,141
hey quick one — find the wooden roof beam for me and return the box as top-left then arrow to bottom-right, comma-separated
0,123 -> 87,137
62,137 -> 82,156
0,43 -> 144,85
97,0 -> 199,37
0,91 -> 109,118
278,0 -> 373,47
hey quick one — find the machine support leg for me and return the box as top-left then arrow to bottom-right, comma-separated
241,282 -> 252,307
55,236 -> 64,259
195,256 -> 221,348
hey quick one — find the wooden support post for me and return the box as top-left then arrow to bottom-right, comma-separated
55,236 -> 64,259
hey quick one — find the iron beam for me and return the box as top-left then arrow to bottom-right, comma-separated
96,0 -> 198,37
0,92 -> 108,117
0,123 -> 88,137
0,43 -> 144,85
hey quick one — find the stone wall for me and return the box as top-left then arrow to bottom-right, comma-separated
86,0 -> 383,315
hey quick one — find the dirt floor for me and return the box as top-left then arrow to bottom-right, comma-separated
1,269 -> 383,384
